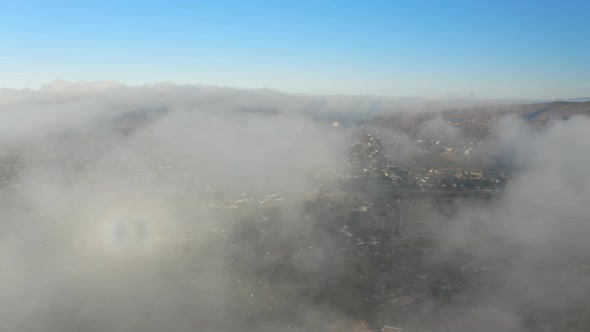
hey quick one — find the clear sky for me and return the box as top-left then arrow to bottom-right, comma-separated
1,0 -> 589,99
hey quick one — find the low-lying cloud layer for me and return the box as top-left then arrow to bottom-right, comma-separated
0,81 -> 359,331
431,116 -> 590,331
0,81 -> 589,331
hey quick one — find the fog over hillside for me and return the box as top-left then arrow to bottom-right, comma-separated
1,82 -> 590,331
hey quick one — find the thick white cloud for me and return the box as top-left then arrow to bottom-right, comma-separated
0,81 -> 588,331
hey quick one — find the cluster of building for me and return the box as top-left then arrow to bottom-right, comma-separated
345,131 -> 507,192
411,167 -> 501,191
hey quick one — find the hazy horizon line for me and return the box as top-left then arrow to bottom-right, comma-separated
4,79 -> 585,104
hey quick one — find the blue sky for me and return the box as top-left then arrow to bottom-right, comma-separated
1,0 -> 589,99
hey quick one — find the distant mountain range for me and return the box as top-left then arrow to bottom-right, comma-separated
556,97 -> 590,102
106,89 -> 590,139
373,101 -> 590,138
